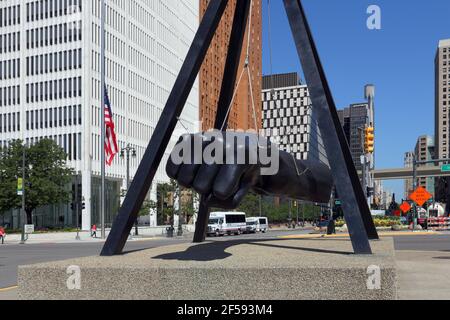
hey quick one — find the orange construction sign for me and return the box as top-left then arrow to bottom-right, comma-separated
400,201 -> 411,214
409,187 -> 433,207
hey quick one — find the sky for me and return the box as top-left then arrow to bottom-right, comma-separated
261,0 -> 450,198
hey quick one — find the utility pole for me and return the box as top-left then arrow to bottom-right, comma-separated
358,127 -> 368,199
412,155 -> 418,231
259,195 -> 262,217
289,200 -> 293,228
121,144 -> 137,235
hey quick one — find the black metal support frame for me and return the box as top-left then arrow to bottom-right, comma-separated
102,0 -> 378,256
193,0 -> 252,243
101,0 -> 230,256
283,0 -> 378,254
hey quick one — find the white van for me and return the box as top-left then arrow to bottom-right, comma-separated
207,212 -> 247,237
246,217 -> 269,233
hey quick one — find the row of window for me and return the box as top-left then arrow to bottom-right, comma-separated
26,77 -> 82,103
0,86 -> 20,107
0,132 -> 82,162
27,49 -> 82,76
26,22 -> 82,49
0,59 -> 20,80
26,105 -> 82,131
0,32 -> 20,54
0,112 -> 20,133
27,0 -> 82,22
0,5 -> 20,27
263,106 -> 309,119
264,116 -> 309,129
262,88 -> 309,102
263,98 -> 311,111
25,133 -> 82,161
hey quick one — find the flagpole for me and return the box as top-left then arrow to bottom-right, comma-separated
100,0 -> 106,240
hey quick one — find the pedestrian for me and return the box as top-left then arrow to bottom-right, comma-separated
0,227 -> 5,245
91,224 -> 97,238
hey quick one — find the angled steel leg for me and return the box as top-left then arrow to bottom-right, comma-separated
101,0 -> 229,256
283,0 -> 378,254
193,0 -> 252,243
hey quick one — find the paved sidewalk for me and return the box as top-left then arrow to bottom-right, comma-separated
2,225 -> 195,245
0,287 -> 18,300
397,250 -> 450,300
4,231 -> 107,245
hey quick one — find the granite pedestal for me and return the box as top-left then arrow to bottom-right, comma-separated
18,238 -> 397,300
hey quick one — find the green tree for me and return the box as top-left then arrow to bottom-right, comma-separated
138,200 -> 157,217
238,192 -> 262,217
156,180 -> 177,225
0,139 -> 74,224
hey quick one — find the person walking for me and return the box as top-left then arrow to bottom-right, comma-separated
91,224 -> 97,238
0,227 -> 6,244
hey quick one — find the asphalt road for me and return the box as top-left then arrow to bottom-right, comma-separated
1,231 -> 449,291
0,238 -> 189,289
394,234 -> 450,252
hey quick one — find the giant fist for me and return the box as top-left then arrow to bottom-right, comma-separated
166,132 -> 333,209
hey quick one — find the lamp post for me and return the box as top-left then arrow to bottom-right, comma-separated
120,144 -> 137,235
20,144 -> 26,244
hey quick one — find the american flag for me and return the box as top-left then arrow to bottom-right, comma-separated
104,89 -> 119,166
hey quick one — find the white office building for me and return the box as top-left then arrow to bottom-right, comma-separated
261,72 -> 328,165
0,0 -> 199,230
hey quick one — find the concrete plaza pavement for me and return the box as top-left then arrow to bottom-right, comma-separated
1,231 -> 450,300
394,234 -> 450,300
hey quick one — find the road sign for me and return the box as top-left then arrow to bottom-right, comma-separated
409,187 -> 433,207
17,178 -> 23,196
400,202 -> 411,214
442,164 -> 450,172
24,225 -> 34,234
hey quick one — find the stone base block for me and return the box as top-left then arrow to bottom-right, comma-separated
18,238 -> 397,300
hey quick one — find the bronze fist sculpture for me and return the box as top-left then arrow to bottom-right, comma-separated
166,132 -> 333,209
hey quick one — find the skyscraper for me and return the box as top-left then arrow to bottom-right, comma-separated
404,151 -> 414,198
434,39 -> 450,202
337,101 -> 375,173
415,135 -> 435,197
0,0 -> 199,230
199,0 -> 262,131
435,39 -> 450,160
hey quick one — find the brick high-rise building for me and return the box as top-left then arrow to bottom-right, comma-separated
199,0 -> 262,131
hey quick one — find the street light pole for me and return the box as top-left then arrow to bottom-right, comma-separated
20,144 -> 26,244
75,176 -> 81,241
121,144 -> 137,235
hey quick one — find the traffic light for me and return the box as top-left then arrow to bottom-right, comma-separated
70,202 -> 75,211
81,202 -> 86,210
364,127 -> 375,154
